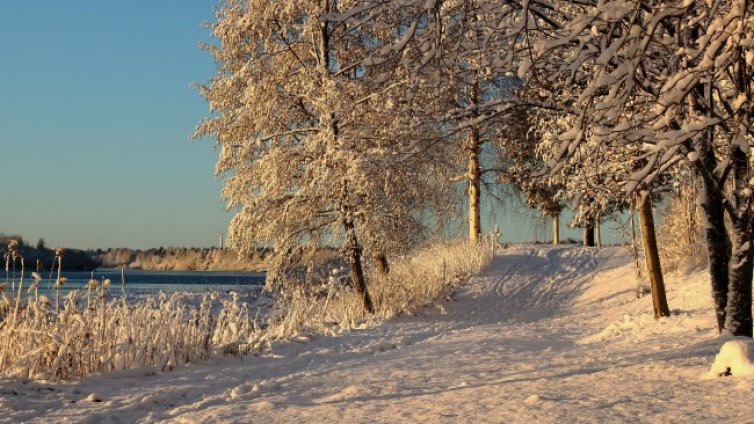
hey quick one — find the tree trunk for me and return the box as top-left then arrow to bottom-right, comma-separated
552,212 -> 560,245
682,21 -> 731,332
723,46 -> 754,337
344,217 -> 374,314
468,77 -> 481,243
636,192 -> 671,319
693,137 -> 730,332
583,222 -> 595,247
724,139 -> 753,337
725,219 -> 754,336
595,215 -> 602,247
468,130 -> 481,242
320,1 -> 373,315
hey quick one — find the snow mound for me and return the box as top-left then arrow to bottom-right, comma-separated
524,394 -> 541,404
580,310 -> 702,344
84,393 -> 102,402
707,339 -> 754,378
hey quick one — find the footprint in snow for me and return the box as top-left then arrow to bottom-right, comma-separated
229,383 -> 260,400
250,400 -> 275,410
321,385 -> 362,402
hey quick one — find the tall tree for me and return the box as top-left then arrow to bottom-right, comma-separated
196,0 -> 444,313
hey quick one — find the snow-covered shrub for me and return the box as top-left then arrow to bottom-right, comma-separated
657,183 -> 706,274
264,241 -> 494,340
370,241 -> 494,318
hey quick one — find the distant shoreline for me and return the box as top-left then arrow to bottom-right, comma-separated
97,247 -> 268,273
93,266 -> 268,274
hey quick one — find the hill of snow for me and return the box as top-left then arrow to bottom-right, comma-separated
1,245 -> 748,423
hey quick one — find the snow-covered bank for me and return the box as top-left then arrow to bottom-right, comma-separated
1,245 -> 749,423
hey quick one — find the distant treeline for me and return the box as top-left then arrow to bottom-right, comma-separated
0,235 -> 98,272
1,234 -> 271,272
97,246 -> 270,271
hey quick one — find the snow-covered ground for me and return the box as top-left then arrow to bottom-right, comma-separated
1,245 -> 749,423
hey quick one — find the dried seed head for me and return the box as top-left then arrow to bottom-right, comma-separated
103,278 -> 111,287
56,277 -> 68,287
65,290 -> 78,303
8,240 -> 18,251
87,279 -> 99,289
31,272 -> 42,281
55,247 -> 66,257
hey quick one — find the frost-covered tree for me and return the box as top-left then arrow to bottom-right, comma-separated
196,0 -> 445,313
528,0 -> 754,335
492,104 -> 566,244
532,110 -> 672,317
332,0 -> 545,242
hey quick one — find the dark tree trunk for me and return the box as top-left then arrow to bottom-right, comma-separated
693,138 -> 731,332
595,215 -> 602,248
724,140 -> 753,337
583,222 -> 595,247
682,20 -> 732,333
344,217 -> 374,314
637,192 -> 671,318
725,218 -> 754,336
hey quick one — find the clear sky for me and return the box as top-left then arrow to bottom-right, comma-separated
0,1 -> 620,250
1,1 -> 228,249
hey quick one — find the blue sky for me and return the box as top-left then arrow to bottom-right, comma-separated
0,1 -> 617,250
1,1 -> 228,249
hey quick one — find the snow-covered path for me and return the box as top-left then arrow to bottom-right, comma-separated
2,245 -> 752,423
